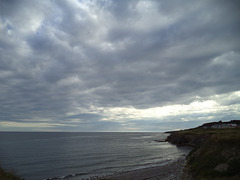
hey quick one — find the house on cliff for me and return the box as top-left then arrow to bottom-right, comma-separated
200,120 -> 240,129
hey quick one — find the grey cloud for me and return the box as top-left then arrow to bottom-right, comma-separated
0,0 -> 240,131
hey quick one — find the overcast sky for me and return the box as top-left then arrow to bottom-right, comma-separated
0,0 -> 240,132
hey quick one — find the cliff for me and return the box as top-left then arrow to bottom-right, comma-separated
166,130 -> 210,147
166,121 -> 240,180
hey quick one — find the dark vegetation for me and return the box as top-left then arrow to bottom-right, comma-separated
0,166 -> 24,180
166,120 -> 240,180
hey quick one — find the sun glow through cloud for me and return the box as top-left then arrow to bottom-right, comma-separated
0,0 -> 240,132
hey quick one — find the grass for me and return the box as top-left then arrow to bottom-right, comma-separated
178,127 -> 240,136
0,167 -> 24,180
180,128 -> 240,180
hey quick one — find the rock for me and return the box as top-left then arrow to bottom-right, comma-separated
214,163 -> 229,172
166,132 -> 210,147
154,139 -> 166,142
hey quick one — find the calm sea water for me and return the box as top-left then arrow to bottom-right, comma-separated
0,132 -> 189,180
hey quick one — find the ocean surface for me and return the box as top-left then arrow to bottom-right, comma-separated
0,132 -> 189,180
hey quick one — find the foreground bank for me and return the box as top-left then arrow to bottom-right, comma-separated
0,166 -> 24,180
166,120 -> 240,180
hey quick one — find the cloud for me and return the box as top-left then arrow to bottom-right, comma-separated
0,0 -> 240,131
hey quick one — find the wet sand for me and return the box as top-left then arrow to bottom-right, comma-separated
99,157 -> 186,180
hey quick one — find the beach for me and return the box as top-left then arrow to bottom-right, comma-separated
99,157 -> 186,180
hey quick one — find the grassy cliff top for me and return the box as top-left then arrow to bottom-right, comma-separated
167,126 -> 240,180
178,127 -> 240,141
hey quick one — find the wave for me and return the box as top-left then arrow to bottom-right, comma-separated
44,159 -> 176,180
44,172 -> 89,180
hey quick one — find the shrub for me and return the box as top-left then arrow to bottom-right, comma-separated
0,167 -> 24,180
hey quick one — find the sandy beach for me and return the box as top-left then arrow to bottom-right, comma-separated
98,157 -> 186,180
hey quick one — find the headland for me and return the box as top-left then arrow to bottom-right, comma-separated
166,120 -> 240,180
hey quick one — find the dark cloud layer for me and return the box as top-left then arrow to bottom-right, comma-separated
0,0 -> 240,131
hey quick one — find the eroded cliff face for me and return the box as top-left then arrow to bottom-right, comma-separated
166,131 -> 210,147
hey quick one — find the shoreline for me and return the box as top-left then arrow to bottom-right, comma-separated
96,157 -> 187,180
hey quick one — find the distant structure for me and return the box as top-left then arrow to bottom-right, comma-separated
200,120 -> 240,129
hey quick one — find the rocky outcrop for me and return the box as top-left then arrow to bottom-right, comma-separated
214,163 -> 229,172
166,131 -> 210,147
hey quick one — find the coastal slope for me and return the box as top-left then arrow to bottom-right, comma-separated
0,166 -> 24,180
166,120 -> 240,180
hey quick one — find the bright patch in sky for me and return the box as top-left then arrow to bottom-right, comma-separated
0,0 -> 240,131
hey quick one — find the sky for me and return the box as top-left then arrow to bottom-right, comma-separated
0,0 -> 240,132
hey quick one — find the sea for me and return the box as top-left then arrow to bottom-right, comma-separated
0,132 -> 190,180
